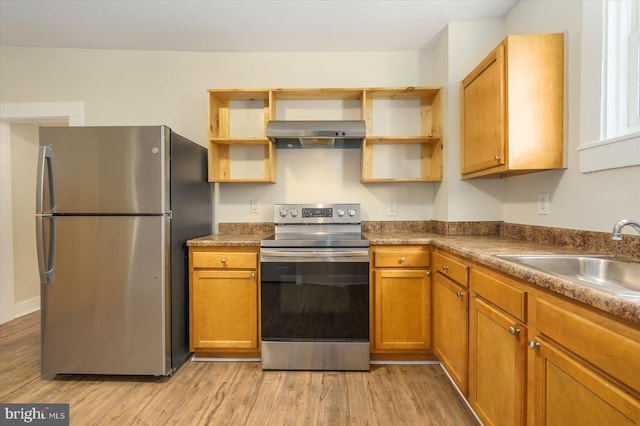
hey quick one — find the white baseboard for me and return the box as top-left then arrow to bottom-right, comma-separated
14,296 -> 40,318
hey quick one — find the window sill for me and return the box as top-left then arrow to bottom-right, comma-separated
578,132 -> 640,172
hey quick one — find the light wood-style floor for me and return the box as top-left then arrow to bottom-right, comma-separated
1,311 -> 477,425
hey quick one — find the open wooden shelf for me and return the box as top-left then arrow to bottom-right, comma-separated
207,86 -> 443,183
361,87 -> 442,182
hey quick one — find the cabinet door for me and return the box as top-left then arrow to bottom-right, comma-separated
469,296 -> 527,426
461,44 -> 506,175
533,338 -> 640,425
433,274 -> 468,395
190,269 -> 258,351
373,269 -> 431,351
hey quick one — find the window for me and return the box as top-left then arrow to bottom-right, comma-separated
628,23 -> 640,129
603,0 -> 640,137
579,0 -> 640,172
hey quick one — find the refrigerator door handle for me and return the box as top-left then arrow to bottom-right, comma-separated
36,145 -> 56,284
36,145 -> 56,214
36,215 -> 56,284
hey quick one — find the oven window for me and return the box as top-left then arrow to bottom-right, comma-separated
261,262 -> 369,341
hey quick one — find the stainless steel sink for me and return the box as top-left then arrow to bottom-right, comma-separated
496,255 -> 640,298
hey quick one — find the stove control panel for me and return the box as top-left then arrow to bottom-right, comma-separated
274,204 -> 361,224
302,208 -> 332,218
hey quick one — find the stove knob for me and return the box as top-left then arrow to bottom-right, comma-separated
348,208 -> 357,217
290,209 -> 298,217
279,208 -> 288,217
337,209 -> 345,217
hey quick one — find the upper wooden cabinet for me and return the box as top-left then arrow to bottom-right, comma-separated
207,87 -> 443,183
460,33 -> 564,178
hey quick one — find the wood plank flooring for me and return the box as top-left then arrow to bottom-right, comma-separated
0,311 -> 477,425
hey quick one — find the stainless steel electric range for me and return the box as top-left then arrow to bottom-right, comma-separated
260,203 -> 370,371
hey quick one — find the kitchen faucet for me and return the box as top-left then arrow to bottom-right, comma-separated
612,219 -> 640,240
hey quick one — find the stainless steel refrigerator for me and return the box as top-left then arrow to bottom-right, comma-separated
36,125 -> 212,377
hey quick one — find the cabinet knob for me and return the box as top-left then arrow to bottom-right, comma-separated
426,271 -> 431,276
456,291 -> 464,298
494,155 -> 501,161
399,257 -> 406,263
528,340 -> 541,350
220,258 -> 226,264
508,326 -> 520,336
251,272 -> 256,278
442,265 -> 449,271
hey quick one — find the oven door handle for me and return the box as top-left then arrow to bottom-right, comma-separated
261,249 -> 369,263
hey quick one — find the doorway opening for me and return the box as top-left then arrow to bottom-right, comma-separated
0,102 -> 83,324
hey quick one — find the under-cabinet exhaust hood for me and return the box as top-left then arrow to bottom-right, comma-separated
266,120 -> 366,149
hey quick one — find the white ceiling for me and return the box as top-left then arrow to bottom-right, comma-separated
0,0 -> 517,52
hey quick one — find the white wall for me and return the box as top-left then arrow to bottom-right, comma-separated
1,48 -> 430,144
0,47 -> 434,227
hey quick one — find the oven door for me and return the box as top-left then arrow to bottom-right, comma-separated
260,248 -> 369,342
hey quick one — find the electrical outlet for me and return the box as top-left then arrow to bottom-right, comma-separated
387,201 -> 397,216
250,200 -> 260,214
537,193 -> 550,215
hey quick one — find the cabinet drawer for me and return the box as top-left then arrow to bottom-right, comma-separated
536,298 -> 640,393
374,250 -> 430,268
433,252 -> 468,287
192,251 -> 257,269
470,269 -> 526,321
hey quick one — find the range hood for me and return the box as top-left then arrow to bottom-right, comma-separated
265,120 -> 366,149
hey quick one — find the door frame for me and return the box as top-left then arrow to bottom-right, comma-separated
0,101 -> 84,324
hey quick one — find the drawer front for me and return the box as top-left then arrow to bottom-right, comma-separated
536,298 -> 640,393
192,251 -> 257,269
470,269 -> 526,321
374,250 -> 430,268
433,252 -> 469,287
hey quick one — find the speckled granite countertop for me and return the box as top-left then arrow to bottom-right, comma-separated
187,233 -> 271,247
367,231 -> 640,325
187,232 -> 640,325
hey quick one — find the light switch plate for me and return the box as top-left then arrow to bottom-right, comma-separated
537,193 -> 550,215
387,201 -> 397,216
251,200 -> 260,214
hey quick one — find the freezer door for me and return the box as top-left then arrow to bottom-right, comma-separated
41,215 -> 171,376
38,126 -> 170,214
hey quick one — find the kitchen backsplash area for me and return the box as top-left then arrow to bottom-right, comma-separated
216,221 -> 639,260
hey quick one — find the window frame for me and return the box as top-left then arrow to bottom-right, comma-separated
578,0 -> 640,173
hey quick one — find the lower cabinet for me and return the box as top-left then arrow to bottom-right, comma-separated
189,247 -> 259,356
533,338 -> 640,425
468,267 -> 528,426
433,251 -> 469,395
530,295 -> 640,424
469,296 -> 527,426
371,246 -> 432,357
